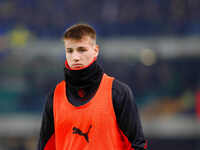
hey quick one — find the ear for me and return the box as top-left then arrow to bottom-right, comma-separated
94,44 -> 99,57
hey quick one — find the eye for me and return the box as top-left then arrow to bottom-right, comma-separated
78,47 -> 87,52
66,48 -> 73,53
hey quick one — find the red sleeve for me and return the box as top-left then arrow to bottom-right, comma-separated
44,134 -> 55,150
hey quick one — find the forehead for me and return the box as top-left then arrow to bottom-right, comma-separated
64,36 -> 95,48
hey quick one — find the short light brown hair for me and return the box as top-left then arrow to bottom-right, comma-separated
64,24 -> 96,40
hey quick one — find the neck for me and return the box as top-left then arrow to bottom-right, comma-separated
64,61 -> 103,89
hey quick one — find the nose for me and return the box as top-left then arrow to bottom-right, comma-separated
72,51 -> 80,61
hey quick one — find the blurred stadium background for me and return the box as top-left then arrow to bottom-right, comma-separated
0,0 -> 200,149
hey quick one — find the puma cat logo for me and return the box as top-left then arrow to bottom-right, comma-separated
72,125 -> 92,143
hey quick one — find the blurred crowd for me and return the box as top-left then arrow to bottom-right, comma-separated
0,0 -> 200,117
0,0 -> 200,118
103,57 -> 200,119
0,0 -> 200,37
0,50 -> 200,119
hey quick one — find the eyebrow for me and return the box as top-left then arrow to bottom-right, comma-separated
66,48 -> 73,50
66,46 -> 88,49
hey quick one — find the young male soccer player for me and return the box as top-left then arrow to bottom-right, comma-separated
38,24 -> 147,150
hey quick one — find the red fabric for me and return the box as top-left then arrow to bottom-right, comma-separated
144,140 -> 148,149
78,88 -> 85,98
196,90 -> 200,119
53,74 -> 132,150
44,134 -> 55,150
119,129 -> 134,150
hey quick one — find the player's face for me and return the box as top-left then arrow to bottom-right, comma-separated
64,36 -> 99,69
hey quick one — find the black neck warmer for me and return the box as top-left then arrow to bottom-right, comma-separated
64,61 -> 103,100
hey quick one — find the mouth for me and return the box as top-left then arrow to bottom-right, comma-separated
72,64 -> 83,68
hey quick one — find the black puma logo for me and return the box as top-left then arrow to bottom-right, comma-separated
72,125 -> 92,143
